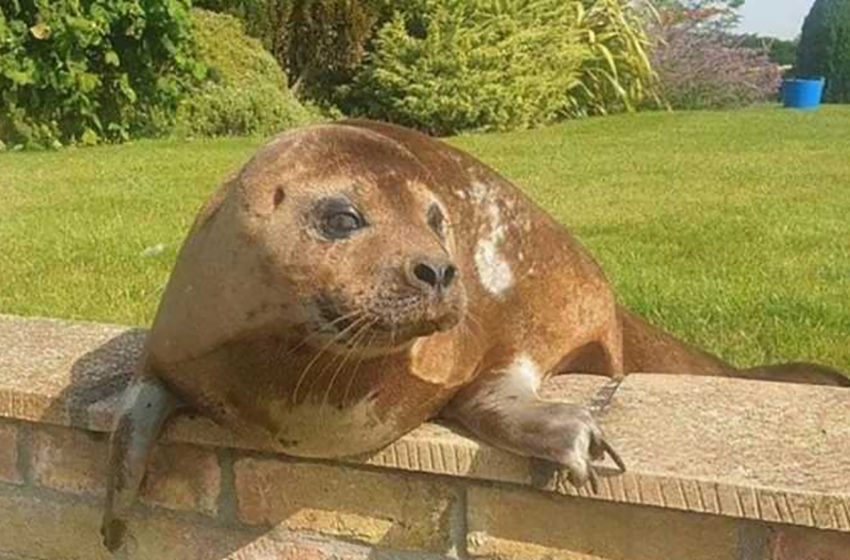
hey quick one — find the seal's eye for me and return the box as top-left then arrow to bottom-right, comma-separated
326,212 -> 361,233
316,198 -> 366,239
427,203 -> 445,238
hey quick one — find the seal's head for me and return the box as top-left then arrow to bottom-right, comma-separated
229,124 -> 467,355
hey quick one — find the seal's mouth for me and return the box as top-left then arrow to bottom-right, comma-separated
311,292 -> 462,349
316,296 -> 359,333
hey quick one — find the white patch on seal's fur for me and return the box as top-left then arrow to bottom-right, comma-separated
562,428 -> 592,477
475,240 -> 514,296
456,354 -> 542,417
492,353 -> 542,399
471,181 -> 514,297
469,181 -> 488,204
571,429 -> 591,457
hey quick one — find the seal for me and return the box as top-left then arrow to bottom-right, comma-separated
101,119 -> 848,552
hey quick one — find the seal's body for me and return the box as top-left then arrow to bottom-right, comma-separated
144,119 -> 622,459
102,120 -> 847,551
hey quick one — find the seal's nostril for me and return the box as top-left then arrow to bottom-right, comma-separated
442,265 -> 457,288
414,263 -> 439,287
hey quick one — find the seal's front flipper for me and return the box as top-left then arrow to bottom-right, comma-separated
443,355 -> 624,492
102,374 -> 180,553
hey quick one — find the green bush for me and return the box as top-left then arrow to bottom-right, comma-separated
194,0 -> 388,104
0,0 -> 203,148
339,0 -> 657,135
797,0 -> 850,103
193,0 -> 292,66
286,0 -> 385,100
739,35 -> 798,68
175,9 -> 316,137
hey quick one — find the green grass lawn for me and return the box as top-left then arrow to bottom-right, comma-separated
2,106 -> 849,373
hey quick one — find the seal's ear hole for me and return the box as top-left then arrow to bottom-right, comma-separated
273,188 -> 285,208
427,203 -> 445,238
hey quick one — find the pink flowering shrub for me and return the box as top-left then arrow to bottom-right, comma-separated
650,10 -> 783,109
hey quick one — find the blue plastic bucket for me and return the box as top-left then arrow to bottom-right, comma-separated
783,78 -> 825,110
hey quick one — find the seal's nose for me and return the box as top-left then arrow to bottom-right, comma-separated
407,257 -> 458,292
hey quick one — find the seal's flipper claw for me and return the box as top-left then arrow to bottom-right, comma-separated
102,374 -> 180,553
588,468 -> 600,495
600,440 -> 626,473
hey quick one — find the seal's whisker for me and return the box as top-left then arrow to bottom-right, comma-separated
309,314 -> 372,401
291,314 -> 369,405
389,323 -> 397,346
274,310 -> 365,367
343,329 -> 379,407
359,331 -> 397,405
459,321 -> 484,355
324,310 -> 368,330
307,314 -> 372,396
455,309 -> 486,355
464,310 -> 485,334
321,318 -> 377,419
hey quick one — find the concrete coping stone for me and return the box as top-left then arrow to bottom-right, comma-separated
0,314 -> 848,533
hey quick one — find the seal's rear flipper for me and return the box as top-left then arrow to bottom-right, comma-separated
618,305 -> 733,375
741,363 -> 850,387
101,374 -> 180,553
618,305 -> 849,387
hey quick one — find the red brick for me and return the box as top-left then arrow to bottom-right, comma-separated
140,442 -> 221,516
0,484 -> 397,560
225,537 -> 344,560
30,423 -> 221,516
233,457 -> 457,553
0,487 -> 253,560
466,485 -> 741,560
0,422 -> 21,485
30,425 -> 106,495
771,526 -> 850,560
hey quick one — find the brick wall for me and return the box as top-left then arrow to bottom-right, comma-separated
0,418 -> 463,559
1,416 -> 848,560
0,316 -> 848,559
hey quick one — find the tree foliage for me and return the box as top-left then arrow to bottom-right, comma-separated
175,9 -> 316,138
286,0 -> 383,96
192,0 -> 291,68
738,35 -> 797,67
339,0 -> 658,135
0,0 -> 204,148
796,0 -> 850,103
196,0 -> 658,131
654,0 -> 745,30
194,0 -> 390,103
